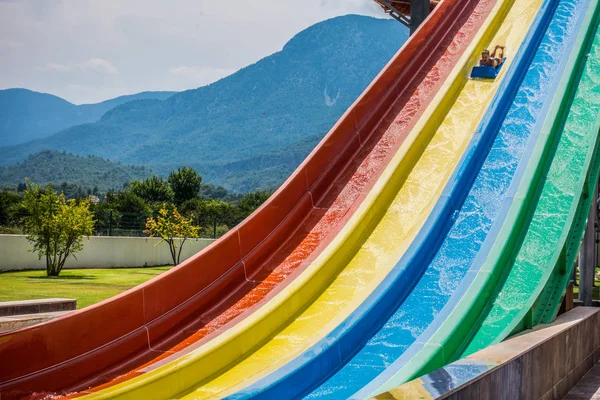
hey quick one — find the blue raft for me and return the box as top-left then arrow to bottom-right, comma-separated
471,57 -> 507,79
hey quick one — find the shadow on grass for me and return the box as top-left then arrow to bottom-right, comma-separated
27,275 -> 96,280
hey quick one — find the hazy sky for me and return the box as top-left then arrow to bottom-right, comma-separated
0,0 -> 385,104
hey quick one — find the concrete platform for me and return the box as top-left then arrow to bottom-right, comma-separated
0,311 -> 71,333
0,298 -> 76,317
374,307 -> 600,400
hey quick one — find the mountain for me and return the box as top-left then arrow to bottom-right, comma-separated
0,150 -> 153,192
0,89 -> 176,146
0,15 -> 408,192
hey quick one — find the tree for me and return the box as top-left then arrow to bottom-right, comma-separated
168,167 -> 202,205
21,181 -> 94,276
145,205 -> 200,265
0,191 -> 22,226
238,190 -> 271,219
130,176 -> 174,203
96,191 -> 148,235
204,199 -> 235,238
180,198 -> 236,238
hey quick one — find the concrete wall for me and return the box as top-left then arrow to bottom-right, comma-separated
378,307 -> 600,400
0,235 -> 215,271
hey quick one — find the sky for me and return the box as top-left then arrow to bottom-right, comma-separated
0,0 -> 385,104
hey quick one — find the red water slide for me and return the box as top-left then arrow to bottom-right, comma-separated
0,0 -> 492,397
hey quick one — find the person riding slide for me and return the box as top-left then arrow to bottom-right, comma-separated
480,45 -> 505,68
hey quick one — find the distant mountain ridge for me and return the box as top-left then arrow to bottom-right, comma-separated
0,89 -> 176,146
0,150 -> 152,192
0,15 -> 408,192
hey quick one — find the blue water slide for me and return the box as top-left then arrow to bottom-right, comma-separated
223,0 -> 586,397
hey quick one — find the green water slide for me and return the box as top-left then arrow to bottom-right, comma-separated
462,0 -> 600,356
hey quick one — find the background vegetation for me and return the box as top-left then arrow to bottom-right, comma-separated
0,167 -> 271,239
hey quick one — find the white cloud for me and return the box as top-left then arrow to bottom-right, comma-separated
0,39 -> 23,48
85,58 -> 119,75
43,58 -> 118,75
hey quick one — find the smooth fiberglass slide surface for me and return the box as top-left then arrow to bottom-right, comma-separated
72,1 -> 503,400
226,0 -> 575,396
46,1 -> 496,400
0,1 -> 470,399
461,0 -> 600,356
362,0 -> 594,395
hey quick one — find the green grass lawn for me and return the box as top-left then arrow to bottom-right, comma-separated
0,267 -> 172,309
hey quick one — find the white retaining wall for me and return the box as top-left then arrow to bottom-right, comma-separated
0,235 -> 215,271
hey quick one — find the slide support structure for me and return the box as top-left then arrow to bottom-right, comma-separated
580,178 -> 598,306
411,0 -> 431,33
374,0 -> 431,32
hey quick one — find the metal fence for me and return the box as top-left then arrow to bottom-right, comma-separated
93,210 -> 155,237
0,212 -> 156,237
0,211 -> 235,238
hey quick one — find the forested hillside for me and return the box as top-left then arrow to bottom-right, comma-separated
0,150 -> 152,192
0,15 -> 408,192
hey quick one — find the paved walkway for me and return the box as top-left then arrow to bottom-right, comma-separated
564,362 -> 600,399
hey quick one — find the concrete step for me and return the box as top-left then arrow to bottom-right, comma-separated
0,298 -> 76,317
0,310 -> 72,333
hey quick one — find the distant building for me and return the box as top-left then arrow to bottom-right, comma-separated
89,195 -> 100,204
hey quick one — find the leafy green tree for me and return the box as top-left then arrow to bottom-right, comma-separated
91,197 -> 122,235
130,176 -> 174,203
168,167 -> 202,205
199,183 -> 230,200
180,198 -> 235,238
98,191 -> 148,234
21,181 -> 94,276
145,205 -> 200,265
204,199 -> 235,238
238,190 -> 272,219
0,191 -> 22,226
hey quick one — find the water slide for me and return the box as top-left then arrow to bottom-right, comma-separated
66,0 -> 506,397
0,0 -> 489,398
228,0 -> 600,397
370,2 -> 600,396
64,0 -> 551,397
1,0 -> 599,398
